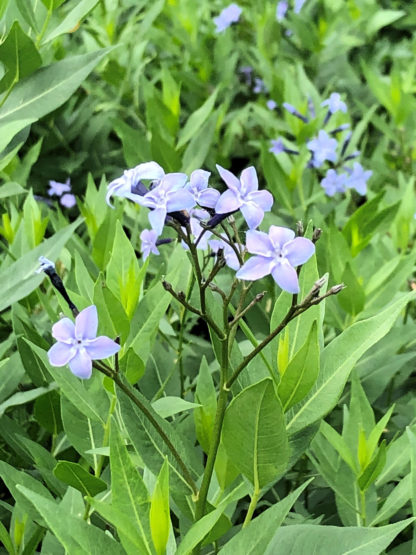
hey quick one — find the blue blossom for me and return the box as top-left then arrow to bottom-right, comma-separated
185,169 -> 220,208
253,78 -> 267,94
48,305 -> 120,379
60,193 -> 76,208
307,130 -> 338,168
209,236 -> 240,270
236,226 -> 315,293
320,169 -> 348,197
321,92 -> 347,114
345,162 -> 372,195
267,100 -> 277,110
276,1 -> 288,21
48,178 -> 71,197
140,229 -> 160,260
135,173 -> 195,235
269,139 -> 285,155
213,3 -> 242,33
294,0 -> 307,13
239,65 -> 253,85
106,161 -> 165,207
215,165 -> 274,230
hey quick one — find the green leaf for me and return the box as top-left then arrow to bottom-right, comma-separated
366,10 -> 406,36
0,218 -> 82,311
0,383 -> 56,418
177,87 -> 219,149
53,461 -> 107,497
0,353 -> 25,403
109,422 -> 152,554
0,49 -> 110,153
370,474 -> 411,526
0,182 -> 25,199
194,356 -> 217,454
0,21 -> 41,93
0,520 -> 15,555
263,519 -> 414,554
117,377 -> 201,495
220,480 -> 311,554
17,486 -> 125,555
319,421 -> 358,474
287,292 -> 416,435
152,396 -> 200,418
150,459 -> 170,555
43,0 -> 100,43
222,379 -> 289,488
278,322 -> 319,412
181,111 -> 218,174
337,263 -> 365,316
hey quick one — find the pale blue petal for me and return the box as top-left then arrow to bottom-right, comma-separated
236,255 -> 274,280
240,202 -> 264,229
160,173 -> 188,192
247,190 -> 274,211
197,188 -> 220,208
85,337 -> 120,360
75,305 -> 98,340
216,164 -> 241,192
215,189 -> 241,213
268,226 -> 295,250
283,237 -> 315,267
166,189 -> 196,211
132,161 -> 165,180
271,259 -> 299,293
246,230 -> 274,256
68,349 -> 92,379
148,206 -> 167,235
52,318 -> 75,342
48,342 -> 76,367
190,169 -> 210,192
240,166 -> 258,195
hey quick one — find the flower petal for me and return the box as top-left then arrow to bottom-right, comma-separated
166,189 -> 196,212
68,349 -> 92,379
268,226 -> 295,250
85,336 -> 120,360
52,318 -> 75,342
75,305 -> 98,340
148,206 -> 167,235
216,165 -> 241,192
190,169 -> 210,192
236,255 -> 274,281
240,202 -> 264,229
283,237 -> 315,267
246,230 -> 274,256
247,190 -> 274,211
215,189 -> 241,214
271,259 -> 299,293
160,173 -> 188,192
197,188 -> 220,208
240,166 -> 258,195
48,342 -> 76,367
133,161 -> 165,181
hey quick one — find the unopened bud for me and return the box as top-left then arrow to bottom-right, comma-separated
312,228 -> 322,243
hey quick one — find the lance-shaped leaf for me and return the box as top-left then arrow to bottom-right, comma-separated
222,378 -> 289,488
287,291 -> 416,435
53,461 -> 107,497
278,321 -> 319,412
150,459 -> 170,555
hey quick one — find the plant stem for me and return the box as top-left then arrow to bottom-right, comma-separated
360,489 -> 366,526
95,395 -> 117,478
94,363 -> 198,497
36,0 -> 53,46
242,487 -> 261,528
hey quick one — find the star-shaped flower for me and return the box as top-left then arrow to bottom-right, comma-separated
215,165 -> 273,230
140,229 -> 160,260
185,169 -> 220,208
48,305 -> 120,379
106,161 -> 165,207
321,92 -> 347,114
307,130 -> 338,168
320,169 -> 348,197
236,226 -> 315,293
136,173 -> 195,235
48,178 -> 71,197
345,162 -> 372,195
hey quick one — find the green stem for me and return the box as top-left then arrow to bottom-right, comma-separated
94,363 -> 198,497
95,395 -> 117,478
360,489 -> 366,526
36,0 -> 53,46
242,488 -> 261,528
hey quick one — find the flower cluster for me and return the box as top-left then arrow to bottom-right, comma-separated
269,92 -> 372,196
48,178 -> 76,208
107,160 -> 314,293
